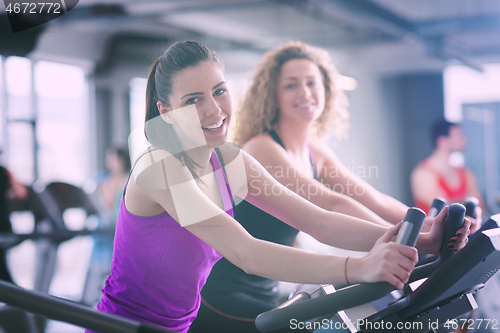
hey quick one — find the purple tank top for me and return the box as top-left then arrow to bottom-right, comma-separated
86,151 -> 232,333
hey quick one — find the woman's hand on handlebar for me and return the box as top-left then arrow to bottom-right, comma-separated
417,206 -> 471,255
422,205 -> 480,235
348,223 -> 418,290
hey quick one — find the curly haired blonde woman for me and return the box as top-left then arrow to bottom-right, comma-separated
190,41 -> 474,333
230,41 -> 413,222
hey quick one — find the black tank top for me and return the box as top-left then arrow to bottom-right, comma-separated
200,130 -> 318,312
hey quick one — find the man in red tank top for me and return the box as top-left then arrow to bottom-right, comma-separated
411,119 -> 485,230
411,119 -> 486,333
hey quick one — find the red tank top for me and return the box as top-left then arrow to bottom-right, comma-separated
415,161 -> 468,214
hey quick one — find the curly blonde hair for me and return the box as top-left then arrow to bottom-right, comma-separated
231,41 -> 349,147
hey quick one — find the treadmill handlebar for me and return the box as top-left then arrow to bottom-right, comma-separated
255,208 -> 425,333
0,281 -> 172,333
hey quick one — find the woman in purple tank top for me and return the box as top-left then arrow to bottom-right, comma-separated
87,41 -> 471,333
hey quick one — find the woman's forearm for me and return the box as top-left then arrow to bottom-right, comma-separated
242,227 -> 417,289
328,193 -> 393,227
242,158 -> 391,252
359,192 -> 409,225
240,238 -> 347,285
251,192 -> 388,252
310,210 -> 388,252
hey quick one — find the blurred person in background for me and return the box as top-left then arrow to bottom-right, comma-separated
411,119 -> 485,233
411,119 -> 487,333
0,157 -> 28,282
97,147 -> 131,221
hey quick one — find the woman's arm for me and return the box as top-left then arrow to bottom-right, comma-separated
237,152 -> 469,254
132,151 -> 417,288
242,136 -> 392,227
186,214 -> 417,289
237,150 -> 395,252
313,140 -> 409,224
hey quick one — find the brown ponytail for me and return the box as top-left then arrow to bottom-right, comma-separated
144,58 -> 160,126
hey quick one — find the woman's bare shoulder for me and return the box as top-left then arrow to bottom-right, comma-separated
130,147 -> 187,190
241,133 -> 284,158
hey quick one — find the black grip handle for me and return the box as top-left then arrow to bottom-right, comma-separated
428,198 -> 446,218
409,203 -> 471,284
255,208 -> 426,332
440,203 -> 465,262
395,208 -> 426,247
464,197 -> 478,218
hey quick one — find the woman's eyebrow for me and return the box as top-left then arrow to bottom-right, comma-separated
181,92 -> 203,100
212,82 -> 226,90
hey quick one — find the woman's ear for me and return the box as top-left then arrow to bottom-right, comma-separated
157,101 -> 175,124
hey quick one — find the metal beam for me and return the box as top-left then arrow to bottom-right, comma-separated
325,0 -> 415,33
416,15 -> 500,36
320,0 -> 483,71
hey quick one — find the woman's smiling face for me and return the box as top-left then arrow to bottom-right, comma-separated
158,60 -> 232,148
276,58 -> 326,125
